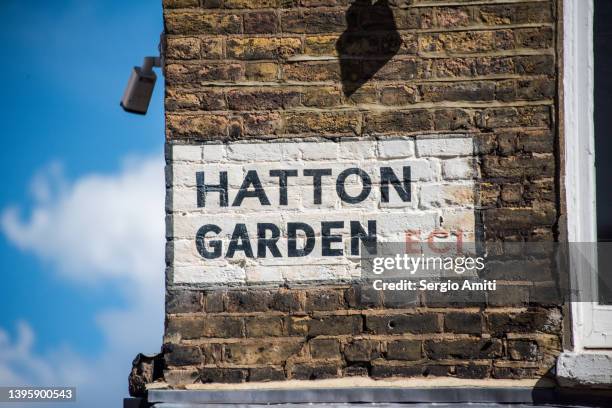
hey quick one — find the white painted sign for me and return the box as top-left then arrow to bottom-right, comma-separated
167,137 -> 475,284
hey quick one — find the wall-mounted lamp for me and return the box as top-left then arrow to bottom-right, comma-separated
120,56 -> 161,115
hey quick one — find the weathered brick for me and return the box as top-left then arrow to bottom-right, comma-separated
371,59 -> 424,80
245,316 -> 286,337
281,10 -> 346,33
285,317 -> 306,336
444,312 -> 482,334
456,363 -> 490,379
518,130 -> 554,153
433,109 -> 474,131
337,33 -> 380,57
485,206 -> 556,229
244,11 -> 279,33
487,308 -> 562,335
163,0 -> 199,8
365,313 -> 440,334
421,288 -> 487,308
285,111 -> 361,135
395,8 -> 429,29
346,84 -> 378,105
425,338 -> 503,359
495,79 -> 516,102
243,112 -> 283,136
283,61 -> 341,81
482,155 -> 554,178
477,106 -> 551,129
474,133 -> 497,155
301,87 -> 342,107
304,35 -> 338,56
166,90 -> 202,111
223,340 -> 304,364
434,58 -> 476,78
495,131 -> 519,155
272,290 -> 304,312
344,339 -> 380,362
249,367 -> 286,382
164,343 -> 203,366
165,63 -> 243,83
289,362 -> 340,380
524,180 -> 555,204
245,62 -> 279,81
201,38 -> 224,59
202,0 -> 223,6
226,89 -> 300,111
386,340 -> 422,361
166,316 -> 245,339
500,184 -> 523,204
492,362 -> 542,379
508,340 -> 539,361
166,114 -> 230,139
306,289 -> 345,311
305,315 -> 363,336
227,37 -> 302,60
199,90 -> 227,110
364,110 -> 433,134
298,0 -> 351,6
199,367 -> 247,383
515,55 -> 555,75
198,316 -> 245,338
371,362 -> 423,378
477,3 -> 553,25
484,258 -> 554,282
204,291 -> 226,312
421,82 -> 495,102
434,7 -> 472,28
165,12 -> 242,35
343,365 -> 369,377
516,79 -> 555,100
476,56 -> 515,76
201,343 -> 223,364
380,85 -> 419,105
166,37 -> 201,60
516,27 -> 553,49
345,284 -> 382,309
166,89 -> 226,112
166,289 -> 202,314
164,368 -> 200,386
382,289 -> 420,309
398,33 -> 418,55
225,0 -> 278,8
420,30 -> 515,54
226,290 -> 272,312
309,338 -> 341,359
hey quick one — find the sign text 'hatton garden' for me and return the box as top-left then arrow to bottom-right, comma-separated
167,138 -> 475,284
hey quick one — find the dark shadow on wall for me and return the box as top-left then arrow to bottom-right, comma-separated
336,0 -> 402,97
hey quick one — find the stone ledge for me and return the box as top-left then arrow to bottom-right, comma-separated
556,352 -> 612,389
146,381 -> 557,405
138,377 -> 612,407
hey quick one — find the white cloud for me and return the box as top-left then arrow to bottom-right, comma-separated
0,156 -> 165,408
0,322 -> 89,388
2,156 -> 165,285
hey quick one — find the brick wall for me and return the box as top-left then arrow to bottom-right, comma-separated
155,0 -> 562,389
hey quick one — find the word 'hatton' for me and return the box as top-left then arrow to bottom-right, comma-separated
194,166 -> 412,259
196,167 -> 411,207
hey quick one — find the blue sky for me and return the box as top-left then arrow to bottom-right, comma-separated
0,0 -> 166,405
